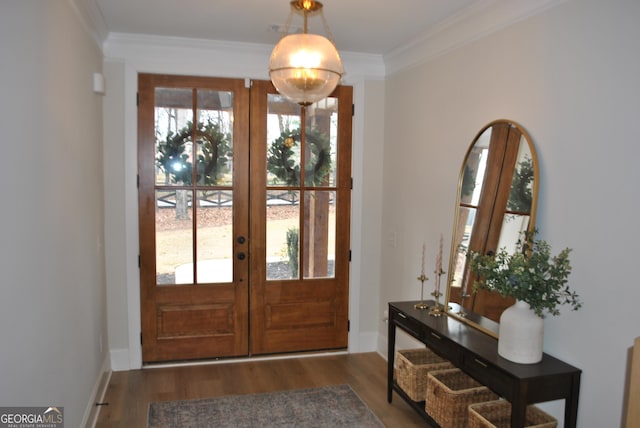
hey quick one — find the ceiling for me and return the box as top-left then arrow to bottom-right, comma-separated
91,0 -> 482,55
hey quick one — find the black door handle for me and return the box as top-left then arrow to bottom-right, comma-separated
237,252 -> 246,260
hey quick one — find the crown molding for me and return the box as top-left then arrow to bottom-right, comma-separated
103,33 -> 385,81
67,0 -> 108,48
104,32 -> 273,56
383,0 -> 570,76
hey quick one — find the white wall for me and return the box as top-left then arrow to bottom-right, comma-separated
380,0 -> 640,425
0,1 -> 108,427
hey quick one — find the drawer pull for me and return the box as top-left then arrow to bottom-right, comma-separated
398,312 -> 407,319
430,332 -> 442,340
474,358 -> 488,368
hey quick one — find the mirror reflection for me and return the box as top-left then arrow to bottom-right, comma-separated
445,120 -> 538,336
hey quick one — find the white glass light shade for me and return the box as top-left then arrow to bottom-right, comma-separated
269,33 -> 344,106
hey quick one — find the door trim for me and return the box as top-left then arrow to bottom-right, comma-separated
115,71 -> 367,370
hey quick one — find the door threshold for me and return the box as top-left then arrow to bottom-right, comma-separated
142,349 -> 349,370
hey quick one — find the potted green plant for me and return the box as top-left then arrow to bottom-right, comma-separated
468,231 -> 582,363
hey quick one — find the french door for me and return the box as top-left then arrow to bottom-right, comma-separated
138,74 -> 352,363
249,81 -> 352,355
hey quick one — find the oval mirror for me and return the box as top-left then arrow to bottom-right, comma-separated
445,119 -> 539,337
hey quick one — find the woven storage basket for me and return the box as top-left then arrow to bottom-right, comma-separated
468,400 -> 557,428
394,348 -> 453,401
425,368 -> 499,428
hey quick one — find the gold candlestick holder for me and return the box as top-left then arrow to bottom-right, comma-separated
414,273 -> 429,310
428,269 -> 446,317
457,291 -> 471,316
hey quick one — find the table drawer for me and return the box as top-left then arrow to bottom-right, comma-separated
423,329 -> 460,364
393,311 -> 424,340
461,352 -> 511,397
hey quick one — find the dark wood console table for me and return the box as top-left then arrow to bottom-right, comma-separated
387,301 -> 581,428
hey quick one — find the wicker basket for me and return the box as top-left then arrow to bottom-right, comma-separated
425,368 -> 499,428
394,348 -> 453,401
468,400 -> 557,428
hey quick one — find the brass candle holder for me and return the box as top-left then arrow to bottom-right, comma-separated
414,273 -> 430,310
457,291 -> 471,317
428,269 -> 446,317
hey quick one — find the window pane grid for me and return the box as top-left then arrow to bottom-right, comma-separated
153,87 -> 235,286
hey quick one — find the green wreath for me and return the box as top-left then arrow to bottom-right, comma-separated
267,128 -> 331,186
156,120 -> 231,185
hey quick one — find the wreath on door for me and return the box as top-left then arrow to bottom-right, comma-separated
267,128 -> 331,186
156,120 -> 231,185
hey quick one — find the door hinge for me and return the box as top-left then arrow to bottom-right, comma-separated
136,174 -> 140,189
350,177 -> 353,190
349,250 -> 352,262
136,92 -> 139,106
140,332 -> 143,346
347,320 -> 350,332
138,255 -> 141,268
352,104 -> 355,116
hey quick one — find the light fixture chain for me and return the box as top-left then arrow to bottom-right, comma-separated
320,12 -> 336,43
282,9 -> 294,37
303,9 -> 309,33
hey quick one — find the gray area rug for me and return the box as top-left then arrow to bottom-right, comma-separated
148,384 -> 384,427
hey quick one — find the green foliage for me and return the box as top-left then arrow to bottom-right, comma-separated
461,163 -> 477,199
507,156 -> 534,212
267,131 -> 299,186
286,227 -> 299,278
194,120 -> 232,185
156,120 -> 231,185
469,231 -> 582,317
267,128 -> 331,186
156,127 -> 193,184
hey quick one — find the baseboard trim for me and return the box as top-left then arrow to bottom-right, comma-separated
142,349 -> 349,370
355,331 -> 379,353
81,354 -> 112,428
377,332 -> 388,359
110,348 -> 131,371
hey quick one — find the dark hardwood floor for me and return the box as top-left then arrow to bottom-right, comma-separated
94,352 -> 427,427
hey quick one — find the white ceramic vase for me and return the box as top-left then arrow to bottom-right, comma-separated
498,300 -> 544,364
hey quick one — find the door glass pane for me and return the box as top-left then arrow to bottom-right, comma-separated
153,87 -> 237,286
506,139 -> 534,213
196,90 -> 234,186
461,145 -> 488,206
155,88 -> 194,186
450,206 -> 476,291
266,94 -> 302,187
195,190 -> 233,283
497,213 -> 530,254
266,190 -> 300,280
304,98 -> 338,187
302,190 -> 336,279
156,190 -> 194,285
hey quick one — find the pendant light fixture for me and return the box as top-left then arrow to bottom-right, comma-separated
269,0 -> 344,106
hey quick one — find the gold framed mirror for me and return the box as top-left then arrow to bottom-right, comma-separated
445,119 -> 539,337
